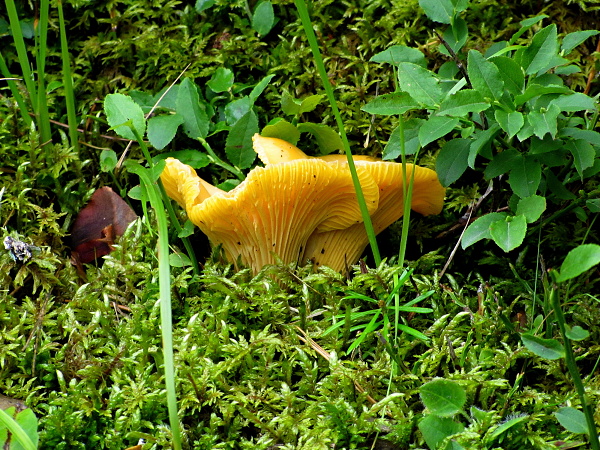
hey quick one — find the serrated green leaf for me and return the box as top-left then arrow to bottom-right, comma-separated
370,45 -> 426,66
567,138 -> 595,179
491,56 -> 525,95
104,93 -> 146,140
147,114 -> 184,150
484,148 -> 521,179
438,89 -> 490,117
207,67 -> 234,93
515,195 -> 546,223
461,212 -> 507,249
420,379 -> 466,417
517,24 -> 559,75
490,214 -> 527,252
225,110 -> 258,169
550,92 -> 597,112
562,30 -> 600,55
177,78 -> 209,139
435,138 -> 470,186
249,74 -> 275,103
419,116 -> 459,147
224,96 -> 252,126
397,62 -> 442,107
361,92 -> 419,115
494,110 -> 524,139
509,157 -> 541,198
252,1 -> 274,36
467,50 -> 504,100
521,333 -> 565,360
527,104 -> 560,139
383,118 -> 422,159
297,122 -> 343,154
261,119 -> 300,145
557,244 -> 600,283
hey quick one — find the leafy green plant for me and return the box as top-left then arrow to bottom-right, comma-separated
364,0 -> 600,253
0,407 -> 38,450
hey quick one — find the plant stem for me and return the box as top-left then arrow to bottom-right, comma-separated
550,283 -> 600,449
198,138 -> 245,180
294,0 -> 381,266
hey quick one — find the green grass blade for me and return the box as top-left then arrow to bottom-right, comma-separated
57,0 -> 80,153
0,52 -> 32,126
0,408 -> 37,450
294,0 -> 380,265
35,0 -> 52,148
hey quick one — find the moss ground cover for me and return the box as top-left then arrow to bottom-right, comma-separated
1,0 -> 600,448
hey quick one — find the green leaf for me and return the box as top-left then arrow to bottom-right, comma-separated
252,1 -> 274,36
281,91 -> 302,116
420,379 -> 467,417
225,110 -> 258,169
397,62 -> 442,107
514,84 -> 571,106
527,104 -> 561,139
438,89 -> 490,117
298,94 -> 325,114
490,214 -> 527,252
207,67 -> 234,93
169,252 -> 192,267
462,212 -> 508,249
261,119 -> 301,145
224,96 -> 252,126
509,157 -> 541,198
550,92 -> 597,112
361,92 -> 419,115
494,110 -> 524,139
565,325 -> 590,341
248,74 -> 275,102
562,30 -> 600,55
104,93 -> 146,141
517,24 -> 560,75
440,17 -> 468,55
100,149 -> 118,172
419,116 -> 459,147
195,0 -> 215,13
557,244 -> 600,283
147,114 -> 184,150
566,139 -> 595,179
0,407 -> 38,450
418,0 -> 466,24
370,45 -> 426,66
383,118 -> 423,159
491,56 -> 525,95
555,407 -> 589,435
488,414 -> 529,440
521,333 -> 565,360
467,50 -> 504,100
468,124 -> 501,168
419,415 -> 465,450
177,78 -> 209,139
297,123 -> 343,154
157,149 -> 210,169
435,138 -> 470,186
515,195 -> 546,223
484,148 -> 521,179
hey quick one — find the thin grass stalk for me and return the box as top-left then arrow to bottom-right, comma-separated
57,0 -> 80,153
35,0 -> 52,148
549,283 -> 600,449
5,0 -> 37,110
293,0 -> 380,265
131,130 -> 183,450
0,53 -> 32,126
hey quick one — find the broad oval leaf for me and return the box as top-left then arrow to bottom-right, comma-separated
147,113 -> 184,150
361,92 -> 419,115
225,110 -> 258,169
555,407 -> 589,434
261,118 -> 301,145
104,93 -> 146,141
420,378 -> 467,417
397,62 -> 442,107
515,195 -> 546,223
566,139 -> 595,180
461,212 -> 507,249
495,110 -> 524,139
467,50 -> 504,101
562,30 -> 600,56
207,67 -> 234,93
557,244 -> 600,283
418,415 -> 465,450
419,116 -> 459,148
509,157 -> 541,198
565,325 -> 590,341
438,89 -> 490,117
370,45 -> 426,66
490,214 -> 527,252
435,138 -> 470,186
521,333 -> 565,360
177,78 -> 209,139
252,0 -> 274,36
297,122 -> 343,154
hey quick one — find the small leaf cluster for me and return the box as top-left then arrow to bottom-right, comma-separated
363,1 -> 600,254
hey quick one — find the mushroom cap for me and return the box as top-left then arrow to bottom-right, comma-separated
253,134 -> 311,164
303,161 -> 445,272
160,156 -> 380,273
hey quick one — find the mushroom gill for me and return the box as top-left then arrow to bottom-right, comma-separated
160,156 -> 380,273
252,134 -> 446,273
